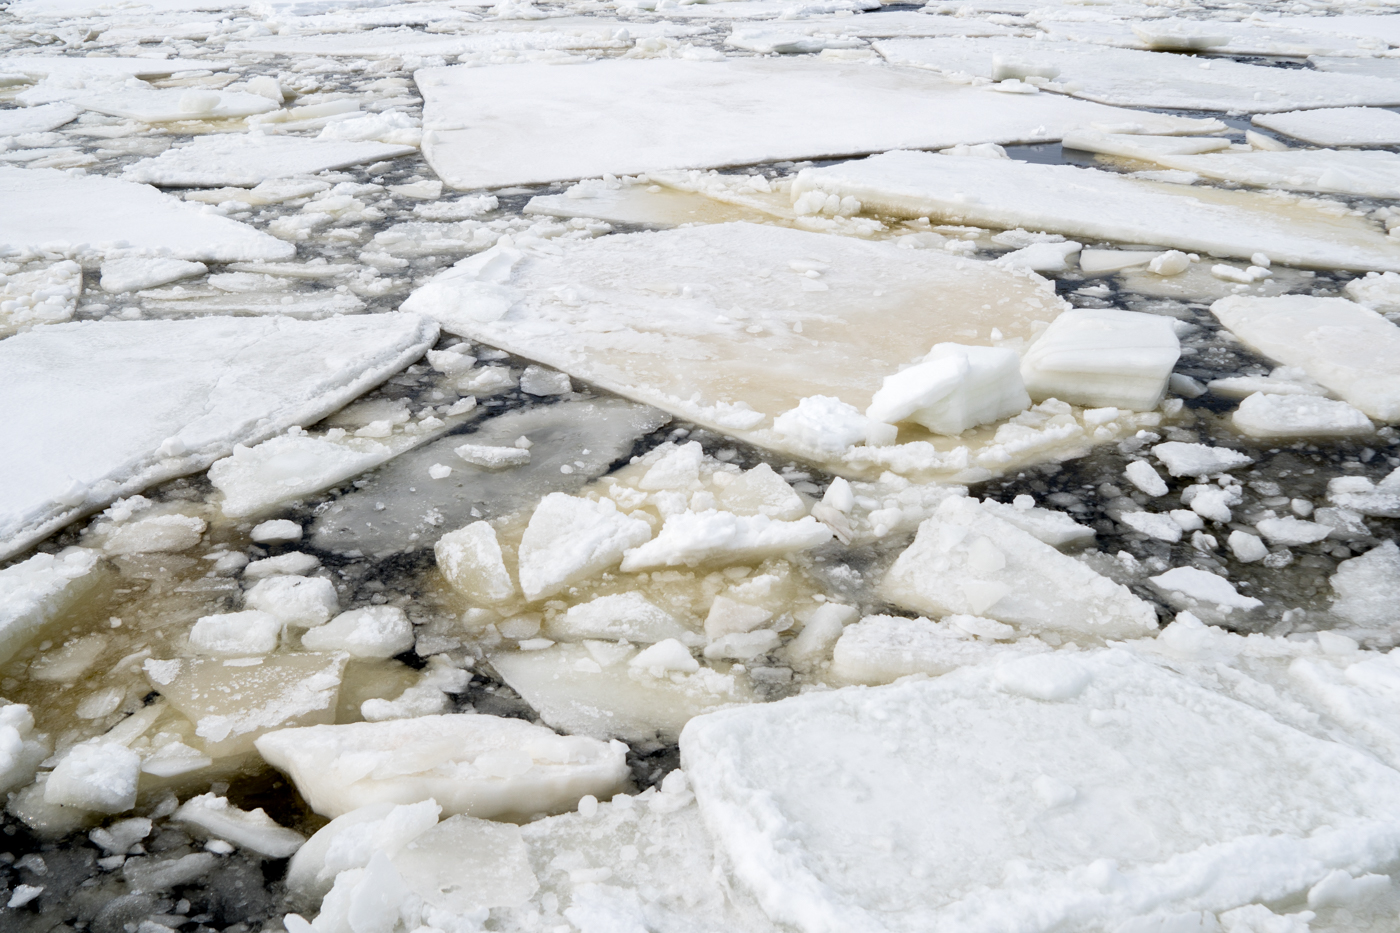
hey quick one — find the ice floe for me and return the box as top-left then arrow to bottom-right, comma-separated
417,58 -> 1220,189
122,134 -> 417,187
1253,107 -> 1400,148
0,314 -> 436,560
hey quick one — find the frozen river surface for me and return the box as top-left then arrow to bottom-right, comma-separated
4,0 -> 1400,930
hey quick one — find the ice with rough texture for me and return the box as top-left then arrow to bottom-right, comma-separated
1233,393 -> 1374,439
517,493 -> 653,601
681,648 -> 1400,933
44,742 -> 140,814
793,151 -> 1400,273
99,257 -> 206,293
620,511 -> 833,572
122,134 -> 416,187
1253,108 -> 1400,148
417,58 -> 1222,189
875,36 -> 1400,113
1,56 -> 227,79
1152,441 -> 1252,478
1331,541 -> 1400,630
1020,308 -> 1179,411
188,610 -> 282,657
0,314 -> 436,561
831,613 -> 1045,684
1150,567 -> 1263,614
0,166 -> 295,261
173,793 -> 306,858
73,87 -> 278,123
1212,295 -> 1400,422
255,714 -> 630,819
435,522 -> 516,605
244,574 -> 339,630
548,592 -> 695,644
0,103 -> 79,136
0,705 -> 47,797
865,343 -> 1030,436
301,607 -> 414,659
403,222 -> 1070,479
393,814 -> 539,913
883,496 -> 1156,639
0,548 -> 100,666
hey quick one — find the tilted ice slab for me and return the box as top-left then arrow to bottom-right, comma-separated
402,222 -> 1070,480
874,37 -> 1400,113
1211,295 -> 1400,422
1065,130 -> 1400,199
680,648 -> 1400,933
0,167 -> 294,261
416,58 -> 1221,189
1253,108 -> 1400,148
255,714 -> 630,820
72,87 -> 279,123
0,103 -> 78,136
793,151 -> 1400,272
122,134 -> 416,187
0,314 -> 437,561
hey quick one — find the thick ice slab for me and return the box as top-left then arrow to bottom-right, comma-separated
793,151 -> 1400,272
72,87 -> 278,123
0,548 -> 100,666
402,222 -> 1093,480
1212,295 -> 1400,422
123,135 -> 416,187
874,37 -> 1400,112
255,714 -> 630,819
1019,307 -> 1180,411
0,166 -> 294,261
680,649 -> 1400,933
0,314 -> 437,561
0,103 -> 79,136
417,58 -> 1222,189
1253,108 -> 1400,148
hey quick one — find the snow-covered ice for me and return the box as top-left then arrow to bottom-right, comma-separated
417,58 -> 1221,189
0,314 -> 436,560
1020,308 -> 1180,411
0,548 -> 100,666
73,87 -> 279,123
1253,108 -> 1400,148
1233,393 -> 1374,440
122,134 -> 417,187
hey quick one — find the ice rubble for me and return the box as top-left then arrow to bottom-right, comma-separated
680,646 -> 1400,933
0,166 -> 295,262
403,221 -> 1164,483
874,36 -> 1400,113
416,58 -> 1220,189
794,151 -> 1400,273
174,793 -> 306,858
0,260 -> 84,337
122,135 -> 418,188
0,313 -> 437,561
255,714 -> 630,819
1253,108 -> 1400,148
1212,295 -> 1400,423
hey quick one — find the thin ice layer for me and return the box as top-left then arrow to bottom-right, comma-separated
793,151 -> 1400,272
1253,108 -> 1400,148
680,649 -> 1400,933
401,222 -> 1066,478
874,36 -> 1400,113
122,134 -> 416,187
0,314 -> 437,561
0,166 -> 294,261
1211,295 -> 1400,421
416,58 -> 1222,189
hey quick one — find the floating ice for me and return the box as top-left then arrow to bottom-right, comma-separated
188,610 -> 282,657
830,613 -> 1044,684
681,648 -> 1400,933
417,58 -> 1221,189
866,343 -> 1030,436
0,313 -> 436,561
0,103 -> 78,135
0,548 -> 100,666
73,87 -> 279,123
517,493 -> 653,600
244,574 -> 339,629
98,257 -> 206,293
0,166 -> 295,261
44,742 -> 140,814
882,496 -> 1157,640
1212,295 -> 1400,422
255,713 -> 630,819
1152,441 -> 1252,478
122,134 -> 416,187
1041,17 -> 1372,57
0,705 -> 46,797
875,36 -> 1400,112
0,56 -> 228,80
1020,308 -> 1179,411
619,510 -> 832,572
977,496 -> 1095,548
1331,541 -> 1400,629
1255,517 -> 1331,548
0,260 -> 83,337
1150,567 -> 1262,615
793,151 -> 1400,272
547,592 -> 695,644
435,521 -> 516,605
173,793 -> 306,858
1253,108 -> 1400,148
393,813 -> 539,913
301,607 -> 415,659
1233,393 -> 1374,439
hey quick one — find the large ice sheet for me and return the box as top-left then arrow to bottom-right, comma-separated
402,222 -> 1073,480
680,649 -> 1400,933
793,151 -> 1400,272
1211,295 -> 1400,422
874,37 -> 1400,112
0,166 -> 294,261
122,135 -> 416,187
0,314 -> 437,561
0,103 -> 79,136
72,87 -> 279,123
1253,108 -> 1400,147
416,58 -> 1222,189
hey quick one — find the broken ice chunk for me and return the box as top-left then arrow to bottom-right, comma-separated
772,396 -> 869,454
394,814 -> 538,912
517,494 -> 653,601
89,512 -> 206,556
866,344 -> 1030,436
0,260 -> 83,337
250,519 -> 302,545
975,497 -> 1095,548
435,522 -> 517,605
44,743 -> 140,814
302,607 -> 414,660
73,87 -> 278,123
188,610 -> 282,658
1124,459 -> 1169,497
1149,566 -> 1262,617
1152,442 -> 1252,478
993,240 -> 1081,273
1233,393 -> 1373,439
244,552 -> 320,581
1077,249 -> 1162,276
173,793 -> 305,859
882,496 -> 1156,640
1253,107 -> 1400,148
255,714 -> 630,819
1255,517 -> 1331,547
454,443 -> 532,469
831,614 -> 1044,685
713,463 -> 807,521
0,547 -> 100,666
122,135 -> 416,188
520,365 -> 572,397
0,705 -> 48,797
244,575 -> 339,629
1331,541 -> 1400,629
548,592 -> 695,645
1229,530 -> 1269,564
1020,309 -> 1180,411
1212,295 -> 1400,422
620,510 -> 833,572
